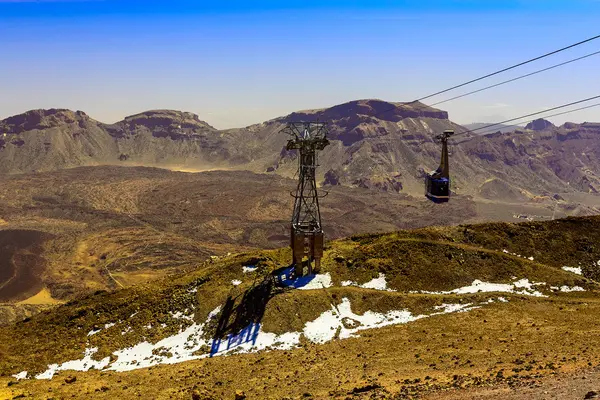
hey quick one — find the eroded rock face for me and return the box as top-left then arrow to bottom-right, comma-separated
352,176 -> 403,192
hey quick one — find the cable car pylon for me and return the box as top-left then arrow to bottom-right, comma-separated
283,122 -> 330,277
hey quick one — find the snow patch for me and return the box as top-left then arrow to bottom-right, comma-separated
87,328 -> 101,336
361,273 -> 395,291
25,298 -> 492,378
559,286 -> 585,293
13,371 -> 27,380
303,298 -> 424,343
341,273 -> 395,292
36,348 -> 110,380
415,278 -> 547,297
562,266 -> 583,275
432,303 -> 478,314
209,323 -> 301,356
170,311 -> 193,321
293,273 -> 332,290
242,265 -> 258,273
231,280 -> 242,286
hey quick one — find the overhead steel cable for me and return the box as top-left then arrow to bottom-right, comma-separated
417,34 -> 600,102
474,102 -> 600,137
430,50 -> 600,107
370,33 -> 600,119
453,95 -> 600,138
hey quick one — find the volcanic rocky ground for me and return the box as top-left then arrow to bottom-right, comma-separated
0,216 -> 600,399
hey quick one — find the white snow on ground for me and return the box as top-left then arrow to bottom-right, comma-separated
295,273 -> 332,290
170,311 -> 193,321
242,265 -> 258,273
104,323 -> 115,330
303,298 -> 425,343
87,328 -> 101,336
562,266 -> 583,275
13,371 -> 27,380
360,273 -> 395,291
25,297 -> 489,379
209,324 -> 301,356
432,303 -> 478,314
231,280 -> 242,286
415,278 -> 547,297
341,273 -> 396,292
35,348 -> 110,379
108,319 -> 208,372
559,286 -> 585,293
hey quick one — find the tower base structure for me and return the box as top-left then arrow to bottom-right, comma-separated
291,227 -> 324,276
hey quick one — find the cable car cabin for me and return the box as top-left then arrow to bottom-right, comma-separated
425,130 -> 454,203
425,176 -> 450,202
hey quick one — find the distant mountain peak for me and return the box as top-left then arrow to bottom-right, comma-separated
283,99 -> 448,123
119,110 -> 216,131
525,118 -> 555,131
0,109 -> 89,134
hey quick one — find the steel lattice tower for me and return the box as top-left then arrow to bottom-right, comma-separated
283,122 -> 329,276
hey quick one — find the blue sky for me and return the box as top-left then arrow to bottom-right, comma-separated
1,0 -> 599,128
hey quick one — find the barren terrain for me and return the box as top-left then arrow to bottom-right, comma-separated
0,216 -> 599,399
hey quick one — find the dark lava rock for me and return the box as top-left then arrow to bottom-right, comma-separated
323,169 -> 341,186
235,390 -> 247,400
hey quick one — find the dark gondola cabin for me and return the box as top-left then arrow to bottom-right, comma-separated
425,130 -> 454,203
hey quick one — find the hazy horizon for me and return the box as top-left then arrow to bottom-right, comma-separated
1,0 -> 599,129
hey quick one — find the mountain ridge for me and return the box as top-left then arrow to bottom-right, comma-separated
1,100 -> 599,199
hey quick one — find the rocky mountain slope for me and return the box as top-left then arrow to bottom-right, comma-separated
0,109 -> 244,174
1,101 -> 599,199
1,216 -> 599,399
